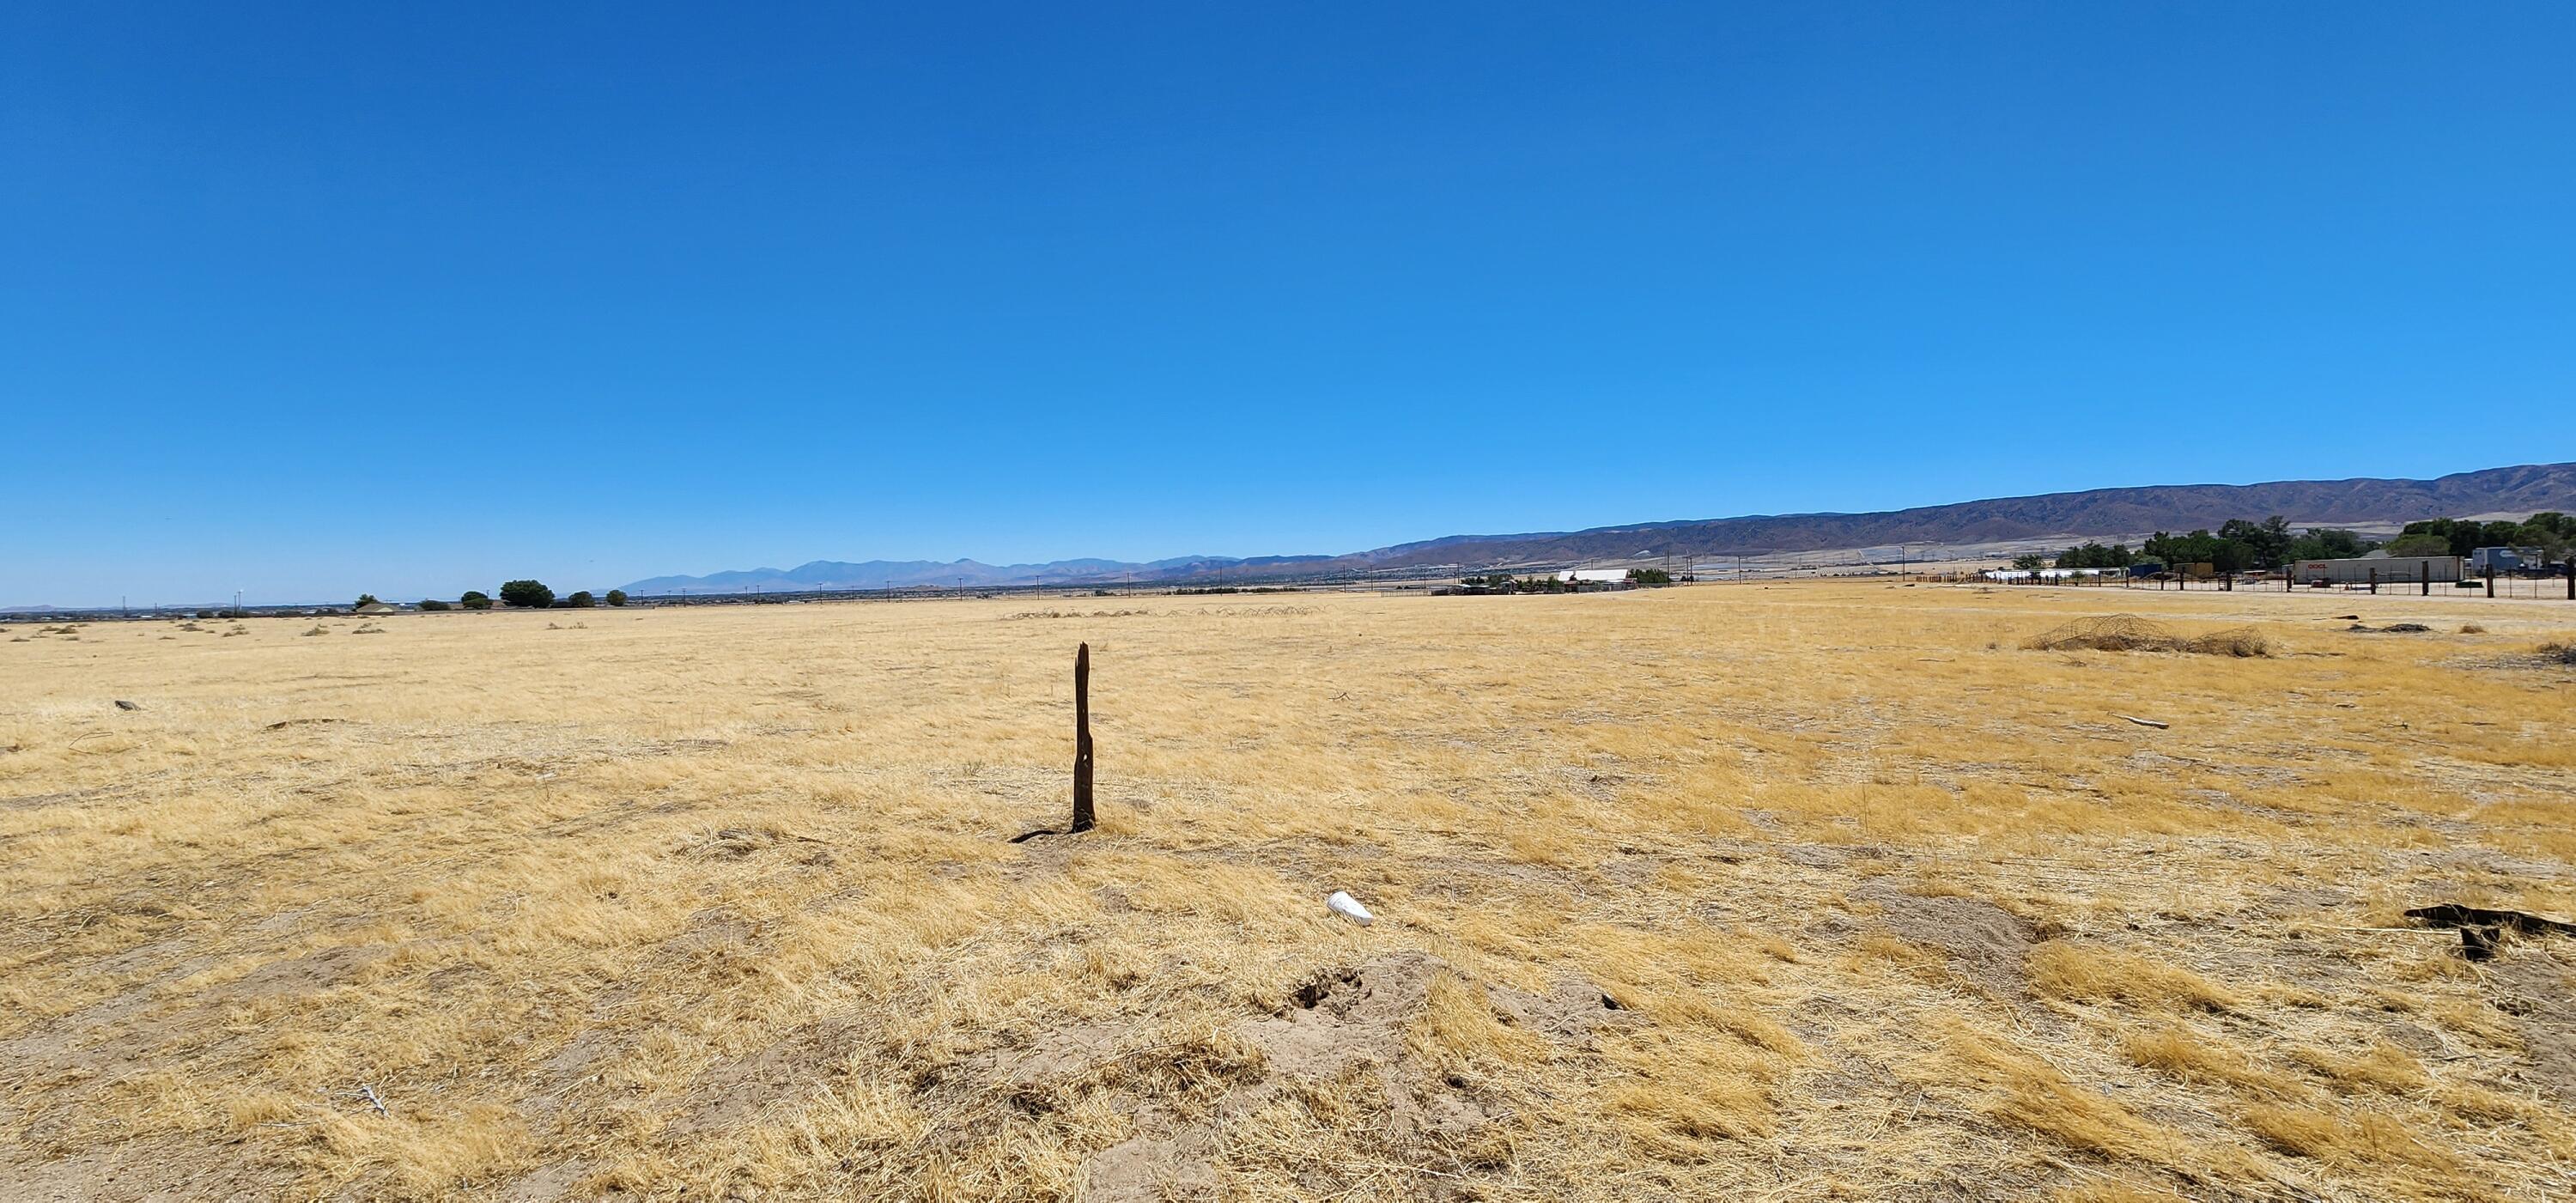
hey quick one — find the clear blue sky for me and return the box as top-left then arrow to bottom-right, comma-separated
5,4 -> 2571,605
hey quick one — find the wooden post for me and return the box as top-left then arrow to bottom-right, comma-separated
1071,642 -> 1095,832
2421,567 -> 2428,596
2368,568 -> 2377,595
2486,568 -> 2495,598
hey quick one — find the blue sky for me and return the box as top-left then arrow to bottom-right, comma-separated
5,3 -> 2572,605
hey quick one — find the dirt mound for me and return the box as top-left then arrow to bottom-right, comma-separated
2022,614 -> 2269,657
1078,952 -> 1636,1201
2488,957 -> 2576,1103
1854,884 -> 2038,997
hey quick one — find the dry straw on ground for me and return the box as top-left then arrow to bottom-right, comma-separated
3,583 -> 2573,1200
2021,613 -> 2270,657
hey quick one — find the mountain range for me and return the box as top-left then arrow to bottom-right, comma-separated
623,461 -> 2576,594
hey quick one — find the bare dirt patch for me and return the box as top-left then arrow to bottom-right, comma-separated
1852,882 -> 2040,997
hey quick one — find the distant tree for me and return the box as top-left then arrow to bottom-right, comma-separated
2052,542 -> 2134,569
355,593 -> 380,607
2385,533 -> 2453,558
2217,517 -> 2293,570
2523,513 -> 2573,566
417,598 -> 453,612
605,589 -> 629,607
566,591 -> 597,609
2395,514 -> 2574,566
2397,517 -> 2496,558
2011,553 -> 2047,571
499,580 -> 555,610
459,590 -> 494,611
1626,568 -> 1673,586
2285,528 -> 2375,561
2143,529 -> 2254,574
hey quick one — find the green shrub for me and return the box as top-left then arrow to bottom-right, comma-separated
566,591 -> 596,609
417,598 -> 453,612
605,589 -> 628,607
2385,533 -> 2452,558
499,580 -> 554,610
460,590 -> 494,611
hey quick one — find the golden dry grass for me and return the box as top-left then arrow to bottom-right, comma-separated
3,581 -> 2574,1200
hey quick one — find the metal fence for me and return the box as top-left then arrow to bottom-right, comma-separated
1959,568 -> 2573,600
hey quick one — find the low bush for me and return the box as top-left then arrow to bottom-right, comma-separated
2021,615 -> 2269,658
499,580 -> 553,610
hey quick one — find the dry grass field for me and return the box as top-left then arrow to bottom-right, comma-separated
4,583 -> 2574,1201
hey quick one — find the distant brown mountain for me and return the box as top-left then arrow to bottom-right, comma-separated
1340,461 -> 2576,569
629,462 -> 2576,593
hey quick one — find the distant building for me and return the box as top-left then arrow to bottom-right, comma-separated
2294,554 -> 2463,585
1557,568 -> 1632,584
1979,567 -> 2118,581
2469,546 -> 2542,574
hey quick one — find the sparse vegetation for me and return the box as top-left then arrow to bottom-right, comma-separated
416,598 -> 452,611
459,590 -> 493,611
605,589 -> 629,607
1,584 -> 2569,1200
565,590 -> 597,608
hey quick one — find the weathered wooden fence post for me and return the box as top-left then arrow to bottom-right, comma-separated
1071,642 -> 1096,832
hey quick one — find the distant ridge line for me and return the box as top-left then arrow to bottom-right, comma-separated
623,461 -> 2576,593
